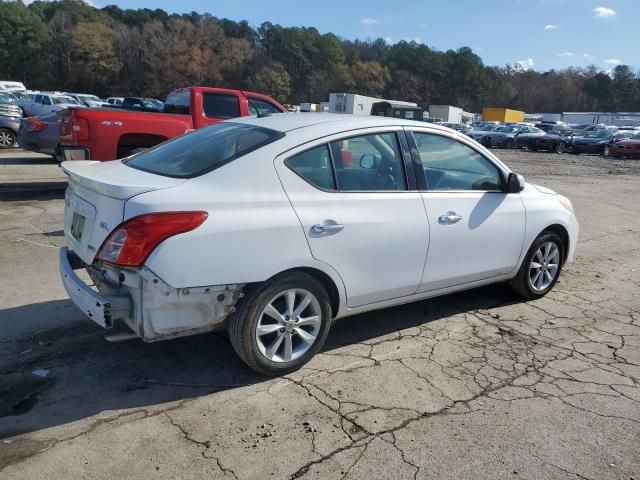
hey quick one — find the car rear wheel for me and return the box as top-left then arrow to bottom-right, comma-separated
505,138 -> 515,149
228,272 -> 332,376
508,231 -> 564,300
0,128 -> 16,149
602,145 -> 610,157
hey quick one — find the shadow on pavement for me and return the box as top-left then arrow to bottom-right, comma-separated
0,283 -> 520,439
0,155 -> 58,166
0,182 -> 66,201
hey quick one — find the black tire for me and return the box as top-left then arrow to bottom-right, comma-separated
505,138 -> 515,149
508,230 -> 565,300
555,142 -> 565,154
228,272 -> 332,376
0,128 -> 16,149
529,146 -> 538,152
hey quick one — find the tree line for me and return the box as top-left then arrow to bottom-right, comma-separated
1,0 -> 639,113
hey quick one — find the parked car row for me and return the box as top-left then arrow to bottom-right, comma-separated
461,120 -> 640,158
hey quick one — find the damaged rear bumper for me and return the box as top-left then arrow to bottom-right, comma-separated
59,246 -> 244,341
59,247 -> 131,328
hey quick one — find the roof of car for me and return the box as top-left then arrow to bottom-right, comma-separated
230,112 -> 452,134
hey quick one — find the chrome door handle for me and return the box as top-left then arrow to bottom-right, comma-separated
438,212 -> 463,225
311,220 -> 344,234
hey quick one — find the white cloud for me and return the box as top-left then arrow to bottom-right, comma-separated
592,7 -> 616,18
418,23 -> 428,29
558,52 -> 574,57
516,58 -> 535,70
605,58 -> 621,65
544,24 -> 559,30
582,53 -> 595,61
384,37 -> 394,44
361,18 -> 378,26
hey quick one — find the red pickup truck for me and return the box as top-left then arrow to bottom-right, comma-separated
58,86 -> 287,161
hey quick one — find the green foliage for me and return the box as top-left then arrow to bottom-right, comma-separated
0,0 -> 638,111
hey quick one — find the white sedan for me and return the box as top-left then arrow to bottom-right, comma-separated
60,114 -> 578,375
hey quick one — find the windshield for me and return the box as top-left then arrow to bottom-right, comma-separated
124,122 -> 285,178
479,124 -> 497,131
585,130 -> 609,138
0,92 -> 16,102
80,95 -> 101,102
549,129 -> 569,135
52,95 -> 79,105
497,126 -> 518,133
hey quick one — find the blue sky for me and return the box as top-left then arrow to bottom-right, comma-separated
96,0 -> 635,72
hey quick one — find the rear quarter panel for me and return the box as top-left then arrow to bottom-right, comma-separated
125,141 -> 344,294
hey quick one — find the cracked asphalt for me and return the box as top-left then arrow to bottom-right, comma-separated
1,150 -> 639,479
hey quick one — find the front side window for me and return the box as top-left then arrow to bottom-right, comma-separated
286,145 -> 336,190
124,122 -> 284,178
248,98 -> 282,116
330,132 -> 406,191
203,93 -> 240,119
413,132 -> 502,191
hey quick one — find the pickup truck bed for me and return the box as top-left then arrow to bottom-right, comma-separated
58,86 -> 286,161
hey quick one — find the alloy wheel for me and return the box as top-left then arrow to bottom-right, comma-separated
603,145 -> 610,157
0,130 -> 15,148
528,241 -> 560,292
255,288 -> 322,363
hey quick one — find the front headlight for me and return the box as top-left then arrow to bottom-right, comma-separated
558,194 -> 574,215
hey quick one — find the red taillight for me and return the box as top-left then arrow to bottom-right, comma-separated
72,117 -> 90,141
96,212 -> 208,267
24,118 -> 46,133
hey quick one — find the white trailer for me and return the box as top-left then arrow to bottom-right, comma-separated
428,105 -> 464,123
329,93 -> 383,115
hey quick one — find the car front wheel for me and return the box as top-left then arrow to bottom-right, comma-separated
555,142 -> 565,154
508,231 -> 564,300
228,272 -> 332,376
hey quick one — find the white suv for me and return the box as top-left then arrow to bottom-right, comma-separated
60,114 -> 578,375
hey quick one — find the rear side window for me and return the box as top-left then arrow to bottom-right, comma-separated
203,94 -> 240,119
287,145 -> 336,190
124,122 -> 285,178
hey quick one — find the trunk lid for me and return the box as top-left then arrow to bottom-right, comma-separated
62,160 -> 186,264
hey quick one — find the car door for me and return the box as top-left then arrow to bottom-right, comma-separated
30,95 -> 43,116
407,129 -> 526,293
275,128 -> 429,308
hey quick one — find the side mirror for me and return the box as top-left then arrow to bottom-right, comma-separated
506,172 -> 525,193
359,154 -> 377,169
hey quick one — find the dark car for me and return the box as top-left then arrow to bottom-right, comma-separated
480,125 -> 544,149
17,113 -> 60,157
535,121 -> 568,132
0,115 -> 20,148
571,129 -> 621,155
0,92 -> 22,148
466,123 -> 501,141
527,128 -> 575,153
113,97 -> 164,112
609,132 -> 640,159
442,122 -> 472,133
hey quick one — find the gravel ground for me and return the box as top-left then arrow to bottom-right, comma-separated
0,149 -> 639,480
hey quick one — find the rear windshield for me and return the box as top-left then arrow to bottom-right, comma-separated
123,122 -> 285,178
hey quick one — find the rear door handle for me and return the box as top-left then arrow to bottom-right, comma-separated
438,212 -> 462,225
311,220 -> 344,235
